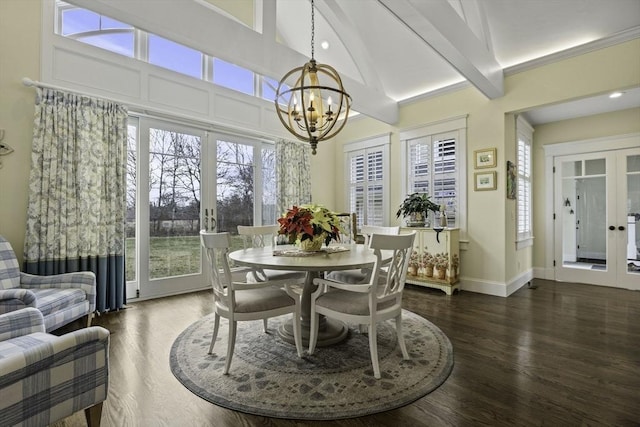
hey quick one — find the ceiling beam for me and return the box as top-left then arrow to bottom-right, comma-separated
378,0 -> 504,99
67,0 -> 399,124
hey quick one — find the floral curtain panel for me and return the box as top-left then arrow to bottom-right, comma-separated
275,139 -> 312,216
24,88 -> 128,313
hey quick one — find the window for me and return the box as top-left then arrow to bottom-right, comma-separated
148,35 -> 203,79
401,116 -> 467,234
344,135 -> 391,229
213,59 -> 255,96
517,116 -> 534,248
407,134 -> 457,224
58,5 -> 134,56
55,2 -> 261,97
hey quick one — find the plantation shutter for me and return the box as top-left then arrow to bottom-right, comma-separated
408,137 -> 431,194
407,133 -> 458,226
345,139 -> 388,228
348,151 -> 366,229
517,136 -> 532,238
366,148 -> 384,226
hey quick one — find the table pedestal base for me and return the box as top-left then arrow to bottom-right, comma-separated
278,316 -> 348,347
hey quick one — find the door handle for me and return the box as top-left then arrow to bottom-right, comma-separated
609,225 -> 615,230
618,226 -> 625,231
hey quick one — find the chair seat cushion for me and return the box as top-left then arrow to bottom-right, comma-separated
234,287 -> 295,313
246,269 -> 305,283
31,289 -> 86,317
325,269 -> 368,284
316,289 -> 395,315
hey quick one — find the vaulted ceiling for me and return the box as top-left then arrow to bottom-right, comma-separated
213,0 -> 640,125
87,0 -> 640,125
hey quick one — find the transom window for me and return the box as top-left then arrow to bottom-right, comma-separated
55,1 -> 272,98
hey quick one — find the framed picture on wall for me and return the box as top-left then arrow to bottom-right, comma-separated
506,160 -> 517,199
474,171 -> 497,191
474,148 -> 497,169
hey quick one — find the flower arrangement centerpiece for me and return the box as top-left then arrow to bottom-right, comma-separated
277,204 -> 342,251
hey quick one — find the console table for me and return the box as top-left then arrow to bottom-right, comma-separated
401,227 -> 460,295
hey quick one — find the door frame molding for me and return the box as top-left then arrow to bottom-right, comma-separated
543,132 -> 640,281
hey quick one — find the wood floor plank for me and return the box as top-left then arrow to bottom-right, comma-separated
56,279 -> 640,426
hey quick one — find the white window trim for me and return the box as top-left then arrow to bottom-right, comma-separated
516,115 -> 534,249
400,115 -> 468,239
343,134 -> 391,226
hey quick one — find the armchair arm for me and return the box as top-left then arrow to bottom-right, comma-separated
20,271 -> 97,313
0,325 -> 109,388
0,308 -> 45,342
0,289 -> 37,313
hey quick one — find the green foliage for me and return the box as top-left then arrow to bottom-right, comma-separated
396,193 -> 440,218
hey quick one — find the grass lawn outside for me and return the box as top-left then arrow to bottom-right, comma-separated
125,234 -> 246,282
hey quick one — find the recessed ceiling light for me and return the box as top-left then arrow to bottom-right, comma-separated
321,40 -> 329,50
609,92 -> 624,99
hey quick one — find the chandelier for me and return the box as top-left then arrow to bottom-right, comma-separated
274,0 -> 352,155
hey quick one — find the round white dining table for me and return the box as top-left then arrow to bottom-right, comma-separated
229,244 -> 390,347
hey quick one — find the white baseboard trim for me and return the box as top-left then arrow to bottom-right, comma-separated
533,266 -> 555,280
460,269 -> 533,297
459,277 -> 509,297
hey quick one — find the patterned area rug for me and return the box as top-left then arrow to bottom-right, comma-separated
169,310 -> 453,420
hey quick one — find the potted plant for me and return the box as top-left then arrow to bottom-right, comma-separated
396,193 -> 440,227
277,204 -> 342,251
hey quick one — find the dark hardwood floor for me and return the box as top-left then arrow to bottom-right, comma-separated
59,279 -> 640,426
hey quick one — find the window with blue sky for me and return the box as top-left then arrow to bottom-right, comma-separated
55,1 -> 280,100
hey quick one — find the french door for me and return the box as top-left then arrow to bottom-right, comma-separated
554,147 -> 640,290
126,117 -> 277,300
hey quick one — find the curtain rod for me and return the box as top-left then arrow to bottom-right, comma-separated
22,77 -> 281,143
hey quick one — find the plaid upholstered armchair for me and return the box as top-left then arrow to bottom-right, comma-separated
0,236 -> 96,332
0,308 -> 109,426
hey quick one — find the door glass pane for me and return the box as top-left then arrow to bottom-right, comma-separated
561,160 -> 607,270
585,158 -> 606,175
148,128 -> 202,279
126,124 -> 137,282
262,146 -> 276,225
627,155 -> 640,274
216,140 -> 254,253
562,160 -> 581,177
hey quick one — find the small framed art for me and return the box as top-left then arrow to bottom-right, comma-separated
474,148 -> 497,169
475,171 -> 497,191
506,160 -> 517,199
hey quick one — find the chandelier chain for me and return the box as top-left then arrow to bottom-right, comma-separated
311,0 -> 315,59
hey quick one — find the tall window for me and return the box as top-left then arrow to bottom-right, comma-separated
517,116 -> 534,247
344,135 -> 390,229
401,116 -> 467,233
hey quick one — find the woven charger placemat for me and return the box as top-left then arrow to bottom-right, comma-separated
272,246 -> 350,257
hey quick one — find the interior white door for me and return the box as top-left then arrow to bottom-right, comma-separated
554,148 -> 640,290
617,149 -> 640,289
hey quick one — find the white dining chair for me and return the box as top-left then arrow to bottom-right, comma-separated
200,231 -> 303,374
309,232 -> 416,379
325,225 -> 401,284
237,225 -> 307,283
